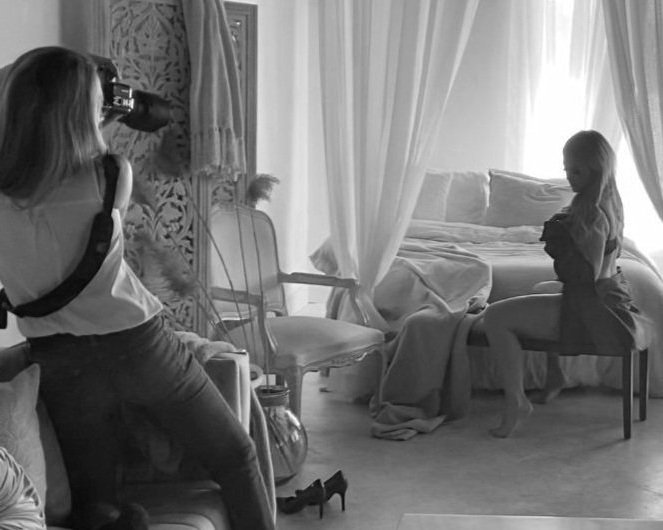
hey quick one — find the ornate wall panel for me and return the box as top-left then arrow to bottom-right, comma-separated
102,0 -> 205,333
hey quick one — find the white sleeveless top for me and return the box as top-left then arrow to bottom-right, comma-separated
0,161 -> 162,338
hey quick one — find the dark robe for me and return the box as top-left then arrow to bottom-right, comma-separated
540,213 -> 647,355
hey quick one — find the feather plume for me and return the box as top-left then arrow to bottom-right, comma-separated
133,231 -> 198,300
246,174 -> 279,207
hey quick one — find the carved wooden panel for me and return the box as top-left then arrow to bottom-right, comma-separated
104,0 -> 204,333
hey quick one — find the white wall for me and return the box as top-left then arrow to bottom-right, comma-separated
0,0 -> 72,346
0,0 -> 62,65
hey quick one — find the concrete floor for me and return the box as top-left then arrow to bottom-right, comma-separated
274,376 -> 663,530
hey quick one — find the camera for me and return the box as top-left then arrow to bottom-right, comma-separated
91,54 -> 171,133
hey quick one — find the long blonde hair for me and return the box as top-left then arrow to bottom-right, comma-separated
563,130 -> 624,255
0,46 -> 106,206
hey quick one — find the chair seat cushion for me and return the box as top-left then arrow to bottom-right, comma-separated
267,316 -> 384,368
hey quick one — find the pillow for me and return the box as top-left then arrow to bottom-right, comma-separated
412,171 -> 454,221
485,169 -> 574,227
0,364 -> 47,510
442,171 -> 490,224
490,168 -> 568,187
413,171 -> 490,223
0,446 -> 46,529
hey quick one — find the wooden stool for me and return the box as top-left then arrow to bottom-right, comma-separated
467,317 -> 649,439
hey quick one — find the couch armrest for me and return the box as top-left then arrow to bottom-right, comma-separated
0,341 -> 30,381
205,353 -> 250,433
175,332 -> 251,433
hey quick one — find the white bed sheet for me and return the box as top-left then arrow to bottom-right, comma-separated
404,220 -> 663,396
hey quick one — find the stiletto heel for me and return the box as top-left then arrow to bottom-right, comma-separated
324,470 -> 348,511
277,479 -> 326,519
296,470 -> 349,511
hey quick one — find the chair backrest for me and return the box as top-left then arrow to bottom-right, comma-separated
209,203 -> 287,313
208,204 -> 287,365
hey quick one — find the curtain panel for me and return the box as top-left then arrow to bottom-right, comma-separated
318,0 -> 478,329
603,0 -> 663,223
521,0 -> 621,176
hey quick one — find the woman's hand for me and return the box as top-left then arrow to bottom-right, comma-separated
530,281 -> 563,294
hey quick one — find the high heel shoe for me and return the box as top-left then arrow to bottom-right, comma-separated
324,470 -> 348,511
296,470 -> 349,512
277,478 -> 326,519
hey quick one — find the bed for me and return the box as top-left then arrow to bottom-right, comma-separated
405,168 -> 663,397
313,168 -> 663,406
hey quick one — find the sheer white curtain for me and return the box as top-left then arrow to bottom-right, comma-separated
603,0 -> 663,222
522,0 -> 620,177
572,0 -> 621,146
503,0 -> 545,170
318,0 -> 478,329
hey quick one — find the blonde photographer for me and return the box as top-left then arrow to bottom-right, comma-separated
0,46 -> 274,530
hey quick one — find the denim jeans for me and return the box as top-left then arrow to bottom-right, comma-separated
28,314 -> 275,530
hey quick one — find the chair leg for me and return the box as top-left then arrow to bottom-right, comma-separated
639,349 -> 649,422
622,352 -> 633,440
281,368 -> 304,419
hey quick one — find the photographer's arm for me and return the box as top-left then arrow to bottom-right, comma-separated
113,155 -> 133,219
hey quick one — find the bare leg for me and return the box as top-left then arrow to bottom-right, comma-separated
484,308 -> 533,438
532,352 -> 565,404
482,294 -> 561,438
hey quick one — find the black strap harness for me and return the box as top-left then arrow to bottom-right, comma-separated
0,154 -> 119,329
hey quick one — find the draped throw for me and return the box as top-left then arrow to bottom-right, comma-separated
182,0 -> 246,175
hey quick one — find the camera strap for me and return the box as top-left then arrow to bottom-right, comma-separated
0,154 -> 119,329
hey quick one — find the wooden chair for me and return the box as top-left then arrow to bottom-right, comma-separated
466,317 -> 649,439
208,203 -> 387,418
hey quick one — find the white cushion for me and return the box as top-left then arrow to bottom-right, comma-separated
485,169 -> 574,227
412,171 -> 453,221
267,316 -> 384,368
414,171 -> 490,224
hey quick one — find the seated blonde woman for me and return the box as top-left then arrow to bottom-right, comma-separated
483,130 -> 648,438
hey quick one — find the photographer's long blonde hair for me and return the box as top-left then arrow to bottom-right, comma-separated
563,130 -> 624,262
0,46 -> 106,206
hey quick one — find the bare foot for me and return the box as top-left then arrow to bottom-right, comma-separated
489,399 -> 533,438
532,370 -> 565,405
531,385 -> 563,405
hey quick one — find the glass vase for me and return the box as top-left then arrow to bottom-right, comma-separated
256,385 -> 308,485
